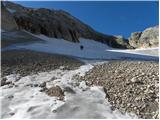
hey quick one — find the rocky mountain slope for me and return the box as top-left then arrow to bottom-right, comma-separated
3,1 -> 131,49
1,1 -> 18,31
2,1 -> 158,49
129,26 -> 159,48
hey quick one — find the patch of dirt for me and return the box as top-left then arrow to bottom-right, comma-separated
47,86 -> 64,101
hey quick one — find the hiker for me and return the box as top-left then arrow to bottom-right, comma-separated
80,45 -> 84,50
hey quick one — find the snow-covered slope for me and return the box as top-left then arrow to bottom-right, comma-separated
3,33 -> 158,61
1,32 -> 158,118
0,63 -> 137,119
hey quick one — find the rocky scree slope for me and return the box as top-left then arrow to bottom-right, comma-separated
74,61 -> 159,119
4,1 -> 131,49
129,26 -> 159,48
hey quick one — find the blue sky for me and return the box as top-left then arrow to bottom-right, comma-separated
13,1 -> 158,38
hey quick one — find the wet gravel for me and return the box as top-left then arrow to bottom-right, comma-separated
73,61 -> 159,119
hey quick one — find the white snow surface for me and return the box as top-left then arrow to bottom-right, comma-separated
107,47 -> 159,57
7,8 -> 16,13
1,29 -> 5,33
0,63 -> 137,119
3,33 -> 158,61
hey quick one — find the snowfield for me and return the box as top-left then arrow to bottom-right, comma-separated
0,63 -> 137,118
2,32 -> 158,61
1,32 -> 158,118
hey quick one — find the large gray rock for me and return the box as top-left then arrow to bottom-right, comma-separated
114,35 -> 132,49
1,2 -> 18,31
129,26 -> 159,48
4,1 -> 131,49
129,32 -> 142,48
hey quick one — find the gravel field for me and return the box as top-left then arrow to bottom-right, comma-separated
1,50 -> 84,77
74,61 -> 159,119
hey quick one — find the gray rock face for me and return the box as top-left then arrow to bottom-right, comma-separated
1,2 -> 18,31
4,1 -> 131,49
114,35 -> 132,48
129,26 -> 159,48
129,32 -> 142,48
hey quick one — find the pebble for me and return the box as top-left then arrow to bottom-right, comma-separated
63,86 -> 76,94
39,82 -> 46,88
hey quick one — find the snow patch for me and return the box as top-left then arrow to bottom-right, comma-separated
6,74 -> 20,83
108,47 -> 159,57
3,32 -> 158,61
1,29 -> 5,32
7,8 -> 16,13
1,63 -> 137,118
79,81 -> 88,90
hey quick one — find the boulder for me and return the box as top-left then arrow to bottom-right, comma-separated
139,26 -> 159,48
129,32 -> 142,48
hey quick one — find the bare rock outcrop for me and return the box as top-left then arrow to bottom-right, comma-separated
129,26 -> 159,48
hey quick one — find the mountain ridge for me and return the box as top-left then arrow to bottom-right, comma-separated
3,1 -> 132,49
1,1 -> 18,31
2,1 -> 158,49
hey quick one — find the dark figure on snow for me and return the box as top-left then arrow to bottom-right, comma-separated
80,45 -> 84,50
